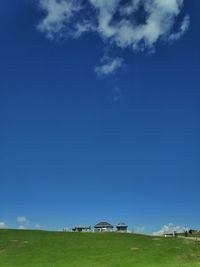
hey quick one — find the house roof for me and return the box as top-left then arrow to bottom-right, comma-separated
116,223 -> 127,227
94,221 -> 113,228
74,226 -> 91,229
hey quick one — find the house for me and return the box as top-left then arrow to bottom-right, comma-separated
189,229 -> 200,234
163,231 -> 177,237
116,223 -> 128,232
72,226 -> 92,232
94,221 -> 114,232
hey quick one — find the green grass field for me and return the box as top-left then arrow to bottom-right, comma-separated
0,229 -> 200,267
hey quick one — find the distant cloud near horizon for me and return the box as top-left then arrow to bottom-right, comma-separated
153,223 -> 189,236
37,0 -> 190,75
135,226 -> 145,233
17,216 -> 29,229
18,225 -> 27,230
17,216 -> 29,224
0,222 -> 7,229
35,224 -> 43,230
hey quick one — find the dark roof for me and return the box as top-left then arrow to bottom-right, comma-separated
94,221 -> 113,228
116,223 -> 127,227
73,226 -> 91,230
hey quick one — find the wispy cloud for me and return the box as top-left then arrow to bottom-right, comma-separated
95,57 -> 123,76
37,0 -> 190,74
17,216 -> 29,230
169,14 -> 190,41
35,224 -> 43,230
0,222 -> 7,229
17,216 -> 29,224
153,223 -> 189,236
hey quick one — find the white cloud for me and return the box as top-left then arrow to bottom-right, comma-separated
18,225 -> 26,230
35,224 -> 43,229
0,222 -> 7,229
37,0 -> 81,39
17,216 -> 29,229
153,223 -> 189,236
37,0 -> 190,74
169,15 -> 190,41
135,226 -> 145,233
119,0 -> 141,16
17,216 -> 29,224
17,216 -> 30,230
95,57 -> 123,76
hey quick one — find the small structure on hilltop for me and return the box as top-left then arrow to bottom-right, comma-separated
94,221 -> 114,232
163,231 -> 177,238
189,229 -> 200,235
116,223 -> 128,232
72,226 -> 92,232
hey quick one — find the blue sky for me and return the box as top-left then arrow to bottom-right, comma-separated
0,0 -> 200,234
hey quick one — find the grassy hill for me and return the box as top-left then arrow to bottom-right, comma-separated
0,229 -> 200,267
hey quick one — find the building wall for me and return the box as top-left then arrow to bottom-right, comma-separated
116,227 -> 127,232
94,227 -> 113,232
